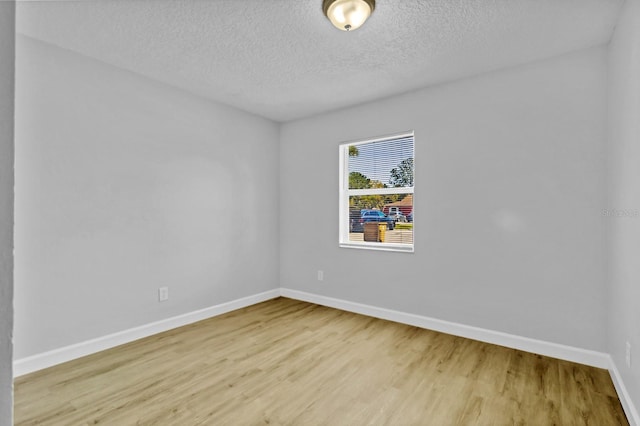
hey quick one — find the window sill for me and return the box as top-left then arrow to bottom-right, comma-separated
339,242 -> 414,253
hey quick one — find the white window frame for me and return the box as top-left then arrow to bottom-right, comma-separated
338,131 -> 414,253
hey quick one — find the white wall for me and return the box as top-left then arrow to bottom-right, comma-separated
14,36 -> 280,359
607,0 -> 640,416
281,47 -> 608,351
0,3 -> 15,424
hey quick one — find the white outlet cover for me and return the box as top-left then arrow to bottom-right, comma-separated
158,287 -> 169,302
626,341 -> 631,368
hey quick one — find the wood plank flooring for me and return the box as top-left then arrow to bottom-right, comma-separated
14,297 -> 628,425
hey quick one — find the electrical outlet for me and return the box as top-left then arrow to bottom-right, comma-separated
626,341 -> 631,368
158,286 -> 169,302
317,270 -> 324,281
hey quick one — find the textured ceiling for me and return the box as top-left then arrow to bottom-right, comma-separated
17,0 -> 623,122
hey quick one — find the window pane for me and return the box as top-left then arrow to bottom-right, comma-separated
347,195 -> 413,245
340,131 -> 414,252
348,136 -> 414,189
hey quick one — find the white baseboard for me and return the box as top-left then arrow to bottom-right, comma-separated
608,356 -> 640,426
13,289 -> 281,377
280,288 -> 610,369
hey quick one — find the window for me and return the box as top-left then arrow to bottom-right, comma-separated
339,131 -> 414,252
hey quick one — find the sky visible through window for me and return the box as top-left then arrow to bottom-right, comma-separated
348,136 -> 414,187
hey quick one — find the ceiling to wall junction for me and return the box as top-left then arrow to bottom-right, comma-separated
17,0 -> 623,122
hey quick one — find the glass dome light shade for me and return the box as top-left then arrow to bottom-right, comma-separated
323,0 -> 375,31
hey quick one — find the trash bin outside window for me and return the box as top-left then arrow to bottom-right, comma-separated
363,222 -> 379,242
378,223 -> 386,242
364,222 -> 386,242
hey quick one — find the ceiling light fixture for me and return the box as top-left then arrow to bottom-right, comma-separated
322,0 -> 375,32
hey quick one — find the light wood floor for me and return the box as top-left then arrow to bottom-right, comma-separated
14,297 -> 628,425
